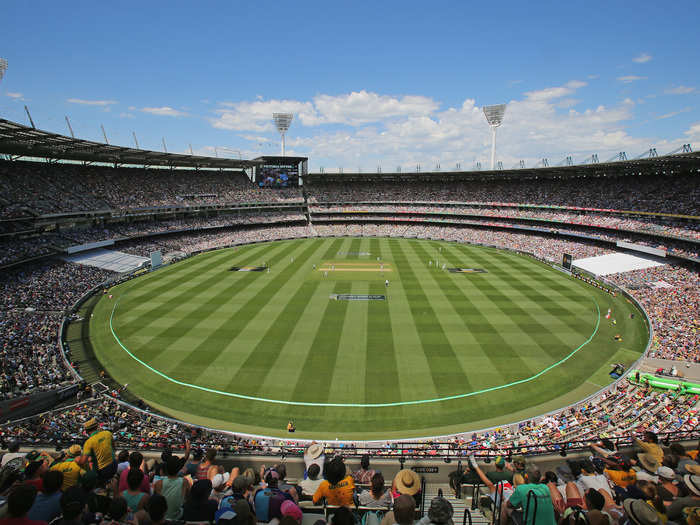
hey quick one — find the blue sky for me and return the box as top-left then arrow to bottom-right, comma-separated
1,0 -> 699,171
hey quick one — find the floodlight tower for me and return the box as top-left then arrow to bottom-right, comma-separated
483,104 -> 506,171
273,113 -> 294,156
0,58 -> 7,84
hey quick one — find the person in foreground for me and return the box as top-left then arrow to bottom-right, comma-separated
503,465 -> 556,525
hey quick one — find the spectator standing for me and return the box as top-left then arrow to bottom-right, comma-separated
634,432 -> 663,465
82,418 -> 116,484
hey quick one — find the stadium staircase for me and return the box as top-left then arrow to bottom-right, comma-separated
423,482 -> 490,525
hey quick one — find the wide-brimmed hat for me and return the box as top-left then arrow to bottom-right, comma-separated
305,443 -> 324,459
394,469 -> 421,495
623,499 -> 660,525
686,464 -> 700,475
68,445 -> 82,457
638,453 -> 660,473
684,475 -> 700,496
657,466 -> 676,481
84,418 -> 98,431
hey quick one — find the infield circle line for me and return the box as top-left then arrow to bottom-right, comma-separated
108,286 -> 602,408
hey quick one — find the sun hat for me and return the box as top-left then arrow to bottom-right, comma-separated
623,499 -> 660,525
84,418 -> 98,431
512,455 -> 526,468
687,465 -> 700,475
68,445 -> 82,457
212,472 -> 230,490
657,466 -> 676,481
638,453 -> 660,474
281,500 -> 303,522
684,475 -> 700,497
428,497 -> 454,525
305,443 -> 324,459
394,469 -> 421,496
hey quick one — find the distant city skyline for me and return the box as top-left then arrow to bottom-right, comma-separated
1,0 -> 699,171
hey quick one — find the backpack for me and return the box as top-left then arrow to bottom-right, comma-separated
254,488 -> 288,523
360,510 -> 385,525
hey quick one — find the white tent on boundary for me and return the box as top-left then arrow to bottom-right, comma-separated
572,252 -> 667,276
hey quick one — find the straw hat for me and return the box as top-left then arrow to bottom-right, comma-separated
84,418 -> 98,431
623,499 -> 660,525
394,469 -> 421,495
638,453 -> 660,474
684,475 -> 700,497
305,443 -> 324,460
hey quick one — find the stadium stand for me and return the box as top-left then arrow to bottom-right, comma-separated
1,149 -> 698,525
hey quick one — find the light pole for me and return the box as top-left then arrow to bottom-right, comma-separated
483,104 -> 506,171
273,113 -> 293,156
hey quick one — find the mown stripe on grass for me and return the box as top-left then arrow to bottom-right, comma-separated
118,246 -> 250,305
114,244 -> 278,339
389,239 -> 472,397
409,241 -> 531,385
105,238 -> 603,409
365,280 -> 399,404
164,239 -> 329,383
221,238 -> 346,395
288,280 -> 353,403
459,246 -> 593,326
114,242 -> 292,363
445,244 -> 590,362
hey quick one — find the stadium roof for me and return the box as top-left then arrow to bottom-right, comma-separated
305,149 -> 700,183
0,118 -> 261,169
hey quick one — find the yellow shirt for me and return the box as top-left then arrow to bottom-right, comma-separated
83,430 -> 115,470
51,460 -> 86,491
605,468 -> 637,488
313,476 -> 355,505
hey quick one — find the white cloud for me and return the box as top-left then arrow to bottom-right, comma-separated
204,81 -> 679,171
684,122 -> 700,143
657,107 -> 693,120
119,112 -> 135,119
141,106 -> 187,117
6,92 -> 23,99
212,99 -> 318,131
211,91 -> 439,131
67,98 -> 117,106
524,80 -> 586,101
312,91 -> 439,125
633,53 -> 652,63
617,75 -> 647,83
665,85 -> 696,95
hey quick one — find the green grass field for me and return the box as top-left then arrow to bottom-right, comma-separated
89,237 -> 648,439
